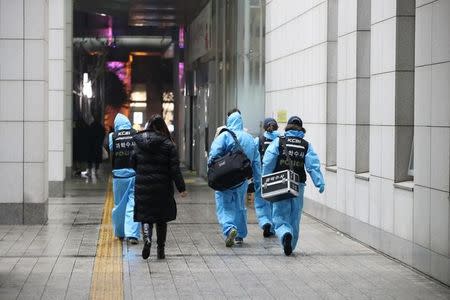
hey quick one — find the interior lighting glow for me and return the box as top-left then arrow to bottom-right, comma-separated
133,112 -> 143,125
130,102 -> 147,108
131,91 -> 147,102
82,73 -> 93,98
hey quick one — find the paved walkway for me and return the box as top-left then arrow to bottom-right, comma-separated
0,172 -> 449,299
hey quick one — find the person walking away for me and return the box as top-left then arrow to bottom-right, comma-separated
262,116 -> 325,256
132,115 -> 187,260
208,109 -> 262,247
85,117 -> 105,178
253,118 -> 280,237
109,113 -> 141,244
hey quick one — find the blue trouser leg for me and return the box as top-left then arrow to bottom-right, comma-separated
215,182 -> 248,238
272,183 -> 305,251
254,193 -> 273,230
234,182 -> 248,239
215,190 -> 235,237
124,177 -> 141,239
112,177 -> 141,239
291,184 -> 305,250
272,198 -> 294,245
112,178 -> 127,238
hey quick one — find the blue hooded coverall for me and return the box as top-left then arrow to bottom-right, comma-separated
262,130 -> 324,251
208,112 -> 262,239
109,114 -> 141,239
253,131 -> 279,232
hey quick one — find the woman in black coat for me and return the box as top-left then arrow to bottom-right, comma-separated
132,115 -> 187,260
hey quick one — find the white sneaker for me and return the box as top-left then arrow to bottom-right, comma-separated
81,169 -> 91,178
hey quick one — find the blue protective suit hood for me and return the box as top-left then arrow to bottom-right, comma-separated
285,130 -> 304,139
114,113 -> 131,131
264,130 -> 280,140
226,112 -> 244,131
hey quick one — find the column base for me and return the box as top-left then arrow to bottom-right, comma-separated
24,202 -> 48,224
66,166 -> 72,179
49,181 -> 65,197
0,202 -> 48,224
0,203 -> 23,224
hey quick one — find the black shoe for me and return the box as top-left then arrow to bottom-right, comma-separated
283,233 -> 293,256
262,223 -> 274,238
157,246 -> 165,259
142,241 -> 151,259
128,237 -> 139,245
142,223 -> 152,260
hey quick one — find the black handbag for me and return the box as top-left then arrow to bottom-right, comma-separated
207,129 -> 253,191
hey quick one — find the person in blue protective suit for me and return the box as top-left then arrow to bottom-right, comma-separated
208,109 -> 262,247
109,113 -> 141,244
253,118 -> 280,237
262,116 -> 325,256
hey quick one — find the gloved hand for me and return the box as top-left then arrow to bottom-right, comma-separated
318,184 -> 325,194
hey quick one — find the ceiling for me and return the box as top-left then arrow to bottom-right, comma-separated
74,0 -> 209,32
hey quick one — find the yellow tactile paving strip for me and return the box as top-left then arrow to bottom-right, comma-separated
90,177 -> 123,300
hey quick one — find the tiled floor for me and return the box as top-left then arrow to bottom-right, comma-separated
0,172 -> 449,299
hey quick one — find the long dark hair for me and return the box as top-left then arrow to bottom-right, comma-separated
147,114 -> 173,142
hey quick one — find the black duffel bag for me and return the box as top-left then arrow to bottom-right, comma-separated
208,129 -> 253,191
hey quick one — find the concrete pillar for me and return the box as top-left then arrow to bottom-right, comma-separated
369,0 -> 415,233
64,0 -> 72,176
48,0 -> 65,197
0,0 -> 49,224
336,0 -> 371,218
413,0 -> 450,285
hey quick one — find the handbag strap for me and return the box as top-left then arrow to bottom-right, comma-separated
280,136 -> 294,170
222,128 -> 245,152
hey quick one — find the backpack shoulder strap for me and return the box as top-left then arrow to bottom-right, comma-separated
259,134 -> 265,153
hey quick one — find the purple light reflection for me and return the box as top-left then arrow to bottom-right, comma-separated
97,15 -> 113,45
179,27 -> 185,48
107,61 -> 127,83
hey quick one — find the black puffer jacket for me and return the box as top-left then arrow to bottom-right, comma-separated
132,130 -> 186,223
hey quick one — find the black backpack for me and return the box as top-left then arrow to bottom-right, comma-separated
207,129 -> 253,191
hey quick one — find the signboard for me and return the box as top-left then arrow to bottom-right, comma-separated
277,110 -> 287,123
188,2 -> 212,62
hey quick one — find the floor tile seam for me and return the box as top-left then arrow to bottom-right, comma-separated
0,251 -> 27,287
141,256 -> 156,299
201,233 -> 253,298
211,245 -> 255,297
64,248 -> 86,299
333,252 -> 400,292
237,252 -> 288,299
0,255 -> 39,294
306,213 -> 450,290
23,256 -> 56,300
306,226 -> 381,290
269,244 -> 344,298
4,226 -> 29,255
0,226 -> 14,240
166,258 -> 204,298
18,224 -> 46,258
305,237 -> 375,298
165,228 -> 194,299
258,254 -> 316,297
312,230 -> 440,296
182,221 -> 226,298
376,258 -> 450,293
